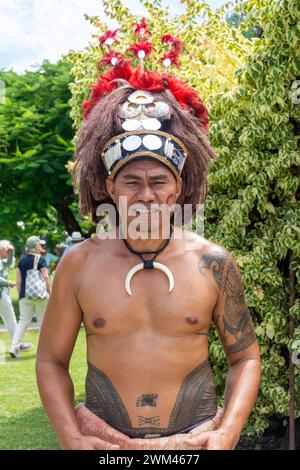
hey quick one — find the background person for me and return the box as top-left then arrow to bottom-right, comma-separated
10,236 -> 51,358
0,240 -> 32,355
40,241 -> 59,276
63,232 -> 85,255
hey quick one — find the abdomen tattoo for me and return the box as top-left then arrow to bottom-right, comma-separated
85,358 -> 217,438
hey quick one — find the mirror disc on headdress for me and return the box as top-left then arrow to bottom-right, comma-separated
141,118 -> 161,130
122,119 -> 142,131
123,135 -> 142,151
143,135 -> 163,151
144,101 -> 170,118
119,102 -> 141,119
128,90 -> 154,105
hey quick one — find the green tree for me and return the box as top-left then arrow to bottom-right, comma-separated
207,0 -> 300,434
226,1 -> 263,39
0,60 -> 89,248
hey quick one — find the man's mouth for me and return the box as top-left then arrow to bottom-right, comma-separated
136,208 -> 160,216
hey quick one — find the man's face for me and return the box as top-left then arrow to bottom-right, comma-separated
106,159 -> 182,235
0,245 -> 12,259
0,248 -> 9,259
35,243 -> 43,254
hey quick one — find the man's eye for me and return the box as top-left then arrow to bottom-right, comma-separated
153,182 -> 165,185
126,182 -> 137,185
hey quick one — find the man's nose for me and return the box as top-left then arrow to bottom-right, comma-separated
137,185 -> 155,202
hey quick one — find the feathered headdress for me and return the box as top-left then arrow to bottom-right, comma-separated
81,18 -> 209,180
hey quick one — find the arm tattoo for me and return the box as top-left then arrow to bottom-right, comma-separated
199,253 -> 256,355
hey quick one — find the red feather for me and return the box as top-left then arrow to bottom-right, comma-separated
104,60 -> 133,83
129,68 -> 167,92
82,61 -> 132,118
126,42 -> 156,58
166,75 -> 209,129
162,34 -> 183,52
99,52 -> 124,68
160,51 -> 181,68
83,60 -> 208,129
132,18 -> 151,38
99,29 -> 120,46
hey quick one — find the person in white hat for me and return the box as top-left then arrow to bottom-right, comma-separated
10,236 -> 51,358
63,232 -> 85,256
71,232 -> 85,244
0,240 -> 32,355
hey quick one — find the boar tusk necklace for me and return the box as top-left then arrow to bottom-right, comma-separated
122,225 -> 174,296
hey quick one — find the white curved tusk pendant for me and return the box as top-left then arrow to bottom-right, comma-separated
125,261 -> 174,296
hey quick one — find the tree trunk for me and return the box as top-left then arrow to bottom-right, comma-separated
53,202 -> 82,235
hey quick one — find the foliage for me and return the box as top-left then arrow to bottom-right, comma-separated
68,0 -> 252,131
0,60 -> 90,251
68,0 -> 299,436
207,0 -> 300,435
226,0 -> 263,39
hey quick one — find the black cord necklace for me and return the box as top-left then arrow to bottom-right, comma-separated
122,224 -> 174,269
121,225 -> 175,295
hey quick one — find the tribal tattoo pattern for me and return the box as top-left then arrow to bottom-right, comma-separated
136,394 -> 158,407
85,358 -> 217,438
199,252 -> 256,355
138,416 -> 160,426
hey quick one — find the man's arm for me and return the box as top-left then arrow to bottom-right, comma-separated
0,275 -> 12,287
0,248 -> 15,287
35,249 -> 119,450
186,248 -> 261,450
16,268 -> 22,294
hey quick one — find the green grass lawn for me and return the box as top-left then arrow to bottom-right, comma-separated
0,328 -> 87,450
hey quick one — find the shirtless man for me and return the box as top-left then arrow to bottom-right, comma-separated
36,55 -> 260,450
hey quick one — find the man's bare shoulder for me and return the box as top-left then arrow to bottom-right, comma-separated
57,237 -> 107,271
182,230 -> 230,259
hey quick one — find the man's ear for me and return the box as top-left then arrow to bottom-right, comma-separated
106,177 -> 115,203
175,176 -> 183,200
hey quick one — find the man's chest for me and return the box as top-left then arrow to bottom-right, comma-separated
77,252 -> 218,336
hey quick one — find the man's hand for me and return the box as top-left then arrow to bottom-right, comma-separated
75,404 -> 130,448
184,427 -> 238,450
125,408 -> 224,450
75,404 -> 226,450
61,434 -> 120,450
75,405 -> 224,450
